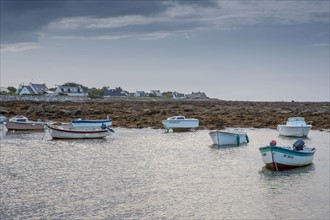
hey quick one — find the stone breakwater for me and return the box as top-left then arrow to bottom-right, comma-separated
0,99 -> 329,130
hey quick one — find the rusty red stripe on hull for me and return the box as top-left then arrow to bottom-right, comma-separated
265,162 -> 312,171
51,136 -> 105,139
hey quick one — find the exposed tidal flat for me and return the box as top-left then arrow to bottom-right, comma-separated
0,128 -> 329,219
0,98 -> 329,130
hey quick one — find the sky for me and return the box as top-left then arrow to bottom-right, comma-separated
0,0 -> 329,101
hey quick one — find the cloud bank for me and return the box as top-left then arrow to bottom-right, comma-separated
1,0 -> 329,50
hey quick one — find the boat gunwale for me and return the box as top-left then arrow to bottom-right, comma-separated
209,130 -> 247,135
47,125 -> 108,134
259,146 -> 316,156
71,119 -> 112,124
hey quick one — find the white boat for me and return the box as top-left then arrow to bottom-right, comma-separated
5,115 -> 46,131
277,117 -> 312,137
0,115 -> 6,130
71,118 -> 113,128
0,114 -> 7,124
209,130 -> 249,146
162,116 -> 199,132
259,139 -> 316,171
47,124 -> 112,139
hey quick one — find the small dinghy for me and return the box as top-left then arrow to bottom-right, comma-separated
47,124 -> 113,139
71,118 -> 112,128
209,129 -> 249,146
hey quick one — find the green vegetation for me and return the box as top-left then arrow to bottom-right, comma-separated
88,87 -> 103,99
7,86 -> 16,93
162,91 -> 173,98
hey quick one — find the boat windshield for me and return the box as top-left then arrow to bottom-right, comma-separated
288,117 -> 305,122
16,118 -> 27,122
168,116 -> 186,120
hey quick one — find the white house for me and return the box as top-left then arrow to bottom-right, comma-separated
172,91 -> 186,99
54,85 -> 88,96
103,87 -> 128,97
17,83 -> 48,95
134,91 -> 148,97
188,92 -> 208,99
150,90 -> 162,97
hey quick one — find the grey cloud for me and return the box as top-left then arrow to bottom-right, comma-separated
1,0 -> 329,45
1,0 -> 170,43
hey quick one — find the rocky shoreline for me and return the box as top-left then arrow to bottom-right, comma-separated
0,98 -> 329,130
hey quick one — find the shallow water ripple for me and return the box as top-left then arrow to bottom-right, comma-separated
0,128 -> 329,219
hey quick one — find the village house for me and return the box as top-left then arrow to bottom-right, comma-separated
149,90 -> 162,97
103,87 -> 128,97
172,91 -> 186,99
187,92 -> 209,99
17,83 -> 49,95
54,84 -> 88,96
134,91 -> 148,97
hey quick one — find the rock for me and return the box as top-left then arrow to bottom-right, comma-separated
92,110 -> 102,114
0,99 -> 329,130
72,110 -> 82,116
183,105 -> 194,112
0,109 -> 9,114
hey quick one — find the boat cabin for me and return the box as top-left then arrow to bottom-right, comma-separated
168,116 -> 186,120
286,117 -> 310,126
9,116 -> 28,122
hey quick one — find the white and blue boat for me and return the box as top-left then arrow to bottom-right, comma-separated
259,139 -> 316,171
209,129 -> 249,146
71,118 -> 113,128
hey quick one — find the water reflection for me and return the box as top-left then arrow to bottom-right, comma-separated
208,142 -> 248,149
0,128 -> 329,219
259,163 -> 316,177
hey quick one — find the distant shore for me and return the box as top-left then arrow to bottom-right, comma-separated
0,96 -> 329,130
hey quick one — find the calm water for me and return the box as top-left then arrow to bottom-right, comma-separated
0,128 -> 329,219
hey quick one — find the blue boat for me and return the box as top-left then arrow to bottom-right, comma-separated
71,118 -> 113,128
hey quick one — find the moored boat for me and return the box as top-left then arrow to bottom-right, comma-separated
209,129 -> 249,146
259,139 -> 316,171
71,118 -> 112,128
162,116 -> 199,132
5,115 -> 46,131
47,124 -> 112,139
277,117 -> 312,137
0,114 -> 7,124
0,114 -> 6,130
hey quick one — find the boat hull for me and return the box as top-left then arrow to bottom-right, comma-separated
6,121 -> 45,131
0,116 -> 6,124
277,125 -> 312,137
47,125 -> 109,139
71,119 -> 112,127
209,131 -> 249,146
259,146 -> 316,171
162,119 -> 199,130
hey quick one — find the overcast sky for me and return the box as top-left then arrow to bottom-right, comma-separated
1,0 -> 329,101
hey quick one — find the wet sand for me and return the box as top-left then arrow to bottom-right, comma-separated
0,99 -> 329,130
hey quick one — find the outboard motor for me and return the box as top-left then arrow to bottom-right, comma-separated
293,139 -> 305,151
101,123 -> 107,129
